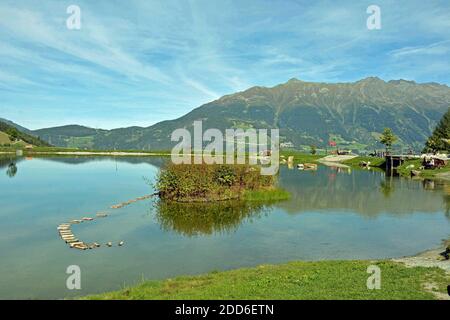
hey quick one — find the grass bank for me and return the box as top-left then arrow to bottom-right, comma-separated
342,156 -> 386,167
280,151 -> 323,163
86,260 -> 449,300
242,188 -> 290,201
397,159 -> 450,179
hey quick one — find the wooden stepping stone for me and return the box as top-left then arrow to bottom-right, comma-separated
70,242 -> 88,250
69,242 -> 84,247
73,244 -> 88,250
96,213 -> 108,218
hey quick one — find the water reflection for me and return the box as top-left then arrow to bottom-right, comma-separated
6,163 -> 17,178
277,166 -> 449,218
34,155 -> 168,167
379,177 -> 394,198
443,185 -> 450,218
0,156 -> 20,178
154,199 -> 271,236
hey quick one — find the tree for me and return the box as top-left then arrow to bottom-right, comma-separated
6,127 -> 19,141
423,108 -> 450,153
379,128 -> 397,154
310,145 -> 317,155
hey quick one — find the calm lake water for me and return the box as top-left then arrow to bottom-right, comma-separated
0,155 -> 449,299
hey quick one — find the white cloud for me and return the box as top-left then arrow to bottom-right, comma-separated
389,40 -> 450,58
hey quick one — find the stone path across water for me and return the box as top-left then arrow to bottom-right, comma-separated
57,193 -> 156,250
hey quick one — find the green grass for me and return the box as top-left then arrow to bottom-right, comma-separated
0,132 -> 11,145
242,188 -> 290,201
397,159 -> 450,179
280,152 -> 323,163
342,156 -> 386,167
85,260 -> 449,300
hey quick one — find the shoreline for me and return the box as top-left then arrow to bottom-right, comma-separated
84,241 -> 449,300
0,151 -> 172,156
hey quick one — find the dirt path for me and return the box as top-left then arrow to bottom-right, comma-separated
393,247 -> 450,272
393,243 -> 449,300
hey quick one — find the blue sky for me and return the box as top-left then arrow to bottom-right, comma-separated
0,0 -> 449,129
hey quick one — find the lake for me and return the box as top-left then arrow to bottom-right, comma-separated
0,155 -> 448,299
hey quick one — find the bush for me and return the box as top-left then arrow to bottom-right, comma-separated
156,161 -> 275,202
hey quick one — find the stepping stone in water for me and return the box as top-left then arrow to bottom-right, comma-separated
96,213 -> 108,218
70,242 -> 84,247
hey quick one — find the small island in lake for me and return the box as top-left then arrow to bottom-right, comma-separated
156,162 -> 290,203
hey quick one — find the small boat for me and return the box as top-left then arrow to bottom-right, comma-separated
107,242 -> 112,247
82,217 -> 94,221
118,241 -> 124,246
297,164 -> 304,170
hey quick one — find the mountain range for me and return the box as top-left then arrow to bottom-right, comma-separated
2,77 -> 450,151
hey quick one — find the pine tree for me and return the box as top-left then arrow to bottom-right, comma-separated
423,108 -> 450,153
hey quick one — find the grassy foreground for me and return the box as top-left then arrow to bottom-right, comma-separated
86,260 -> 449,300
